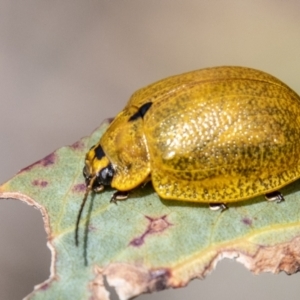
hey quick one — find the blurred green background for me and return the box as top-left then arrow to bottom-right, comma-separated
1,1 -> 300,299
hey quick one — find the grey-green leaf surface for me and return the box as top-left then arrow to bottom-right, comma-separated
1,120 -> 300,300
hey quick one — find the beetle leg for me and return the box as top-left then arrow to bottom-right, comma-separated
209,203 -> 228,211
265,191 -> 284,203
110,191 -> 129,204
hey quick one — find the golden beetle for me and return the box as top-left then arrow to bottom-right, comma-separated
75,66 -> 300,244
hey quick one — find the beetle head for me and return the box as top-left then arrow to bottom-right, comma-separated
83,144 -> 115,192
76,143 -> 114,246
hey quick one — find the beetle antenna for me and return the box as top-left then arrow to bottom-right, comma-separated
75,177 -> 96,247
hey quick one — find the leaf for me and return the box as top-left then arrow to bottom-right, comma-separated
1,119 -> 300,300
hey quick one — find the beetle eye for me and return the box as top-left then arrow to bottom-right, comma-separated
98,163 -> 114,186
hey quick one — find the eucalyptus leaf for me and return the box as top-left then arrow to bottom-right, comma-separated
1,120 -> 300,300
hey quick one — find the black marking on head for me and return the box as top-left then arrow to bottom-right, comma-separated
94,144 -> 105,160
129,102 -> 153,121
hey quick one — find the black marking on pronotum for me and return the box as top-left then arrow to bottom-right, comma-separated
94,144 -> 105,160
129,102 -> 153,121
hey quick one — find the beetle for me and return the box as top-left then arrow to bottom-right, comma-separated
75,66 -> 300,245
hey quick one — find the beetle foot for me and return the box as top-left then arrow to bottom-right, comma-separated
209,203 -> 228,211
265,191 -> 284,203
110,191 -> 129,204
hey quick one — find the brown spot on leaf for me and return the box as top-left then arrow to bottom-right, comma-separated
32,179 -> 48,187
130,215 -> 172,247
130,237 -> 144,247
88,224 -> 97,232
71,141 -> 85,150
242,217 -> 252,226
20,163 -> 37,172
146,215 -> 171,233
72,183 -> 86,193
20,153 -> 56,172
39,282 -> 50,290
41,153 -> 56,167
